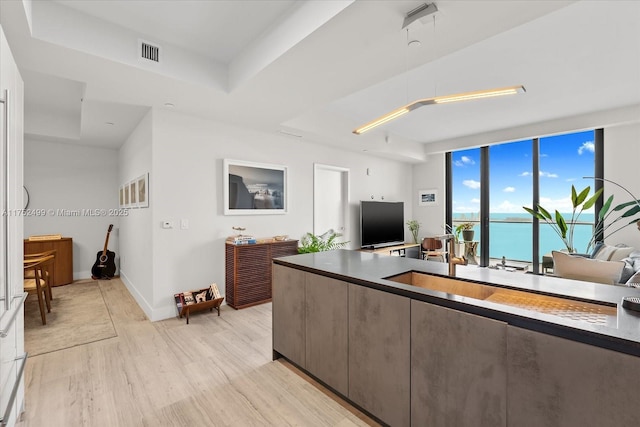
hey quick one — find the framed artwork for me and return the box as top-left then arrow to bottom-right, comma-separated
119,186 -> 124,208
129,180 -> 138,208
223,159 -> 287,215
418,189 -> 438,206
124,183 -> 130,207
137,173 -> 149,208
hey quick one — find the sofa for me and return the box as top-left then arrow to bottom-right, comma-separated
552,243 -> 640,287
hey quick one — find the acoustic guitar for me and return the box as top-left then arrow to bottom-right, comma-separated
91,224 -> 116,279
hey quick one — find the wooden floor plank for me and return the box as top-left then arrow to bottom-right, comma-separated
17,279 -> 379,426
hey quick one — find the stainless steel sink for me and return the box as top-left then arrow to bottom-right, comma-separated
386,271 -> 617,324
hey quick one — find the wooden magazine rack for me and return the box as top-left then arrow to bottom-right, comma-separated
174,285 -> 224,324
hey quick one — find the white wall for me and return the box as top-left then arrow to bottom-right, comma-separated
412,153 -> 446,241
603,122 -> 640,250
120,108 -> 413,320
23,138 -> 119,279
117,111 -> 153,313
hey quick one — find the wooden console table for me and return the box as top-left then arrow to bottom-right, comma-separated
225,239 -> 298,309
24,237 -> 73,286
359,243 -> 421,259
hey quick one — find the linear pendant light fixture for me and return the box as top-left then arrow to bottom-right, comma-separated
352,3 -> 526,135
353,85 -> 526,135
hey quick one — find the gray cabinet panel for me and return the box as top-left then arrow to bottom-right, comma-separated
272,264 -> 305,367
349,284 -> 411,427
411,301 -> 507,427
305,273 -> 348,396
507,326 -> 640,426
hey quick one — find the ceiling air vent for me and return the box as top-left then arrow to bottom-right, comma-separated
139,40 -> 160,63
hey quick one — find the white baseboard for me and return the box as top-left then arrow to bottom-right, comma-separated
119,271 -> 178,322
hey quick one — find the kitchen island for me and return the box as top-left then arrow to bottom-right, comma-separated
272,249 -> 640,427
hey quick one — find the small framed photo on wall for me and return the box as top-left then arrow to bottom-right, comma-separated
418,189 -> 438,206
129,180 -> 138,208
136,173 -> 149,208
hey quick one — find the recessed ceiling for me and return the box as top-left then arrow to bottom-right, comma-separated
1,0 -> 638,161
53,0 -> 298,63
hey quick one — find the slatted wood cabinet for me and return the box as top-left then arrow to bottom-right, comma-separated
225,240 -> 298,309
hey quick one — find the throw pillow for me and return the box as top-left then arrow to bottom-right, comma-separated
592,243 -> 635,262
626,270 -> 640,288
552,250 -> 625,285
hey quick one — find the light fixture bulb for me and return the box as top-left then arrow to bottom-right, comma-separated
353,107 -> 410,135
352,85 -> 525,135
433,86 -> 525,104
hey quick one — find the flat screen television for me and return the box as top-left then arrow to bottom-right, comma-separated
360,200 -> 405,249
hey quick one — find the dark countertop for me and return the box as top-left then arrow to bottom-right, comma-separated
273,249 -> 640,357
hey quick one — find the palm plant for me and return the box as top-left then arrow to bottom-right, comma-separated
523,185 -> 602,253
298,229 -> 349,253
586,178 -> 640,251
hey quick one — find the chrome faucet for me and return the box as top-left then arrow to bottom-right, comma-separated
439,234 -> 468,276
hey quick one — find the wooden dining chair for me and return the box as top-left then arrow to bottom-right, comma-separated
24,254 -> 55,325
24,249 -> 56,301
421,237 -> 446,262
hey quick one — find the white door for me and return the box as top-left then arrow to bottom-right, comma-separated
313,164 -> 349,238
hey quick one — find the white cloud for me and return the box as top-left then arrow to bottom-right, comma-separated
503,186 -> 516,193
578,141 -> 595,155
492,200 -> 521,213
538,196 -> 574,213
471,198 -> 480,204
520,171 -> 558,178
463,179 -> 481,189
461,156 -> 475,165
454,156 -> 475,167
540,171 -> 558,178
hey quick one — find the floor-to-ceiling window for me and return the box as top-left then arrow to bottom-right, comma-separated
451,148 -> 481,260
489,139 -> 533,263
539,130 -> 597,261
448,129 -> 600,271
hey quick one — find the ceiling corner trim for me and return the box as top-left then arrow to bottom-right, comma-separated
228,0 -> 355,91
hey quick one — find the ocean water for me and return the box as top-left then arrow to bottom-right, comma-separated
453,213 -> 596,261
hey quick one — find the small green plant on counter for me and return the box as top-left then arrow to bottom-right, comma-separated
298,229 -> 349,253
407,220 -> 420,244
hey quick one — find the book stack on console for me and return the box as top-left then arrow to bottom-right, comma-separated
230,235 -> 256,245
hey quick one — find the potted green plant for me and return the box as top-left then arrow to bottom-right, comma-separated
298,229 -> 349,254
585,178 -> 640,250
407,220 -> 420,244
455,222 -> 475,242
523,185 -> 602,253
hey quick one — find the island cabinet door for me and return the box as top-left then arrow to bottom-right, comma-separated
272,265 -> 306,368
411,301 -> 507,427
507,326 -> 640,427
349,285 -> 411,427
305,273 -> 348,397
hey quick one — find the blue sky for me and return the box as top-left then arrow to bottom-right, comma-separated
452,130 -> 596,214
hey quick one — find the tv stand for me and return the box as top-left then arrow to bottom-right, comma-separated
359,243 -> 420,259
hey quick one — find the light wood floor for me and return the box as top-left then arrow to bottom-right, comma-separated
17,279 -> 378,427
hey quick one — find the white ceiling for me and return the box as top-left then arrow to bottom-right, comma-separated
1,0 -> 639,162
